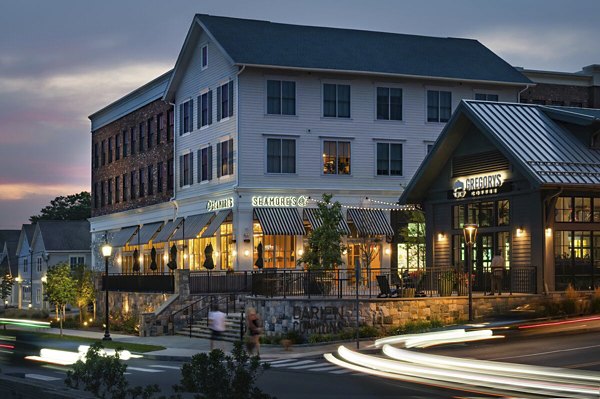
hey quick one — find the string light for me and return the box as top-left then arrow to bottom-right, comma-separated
307,197 -> 419,212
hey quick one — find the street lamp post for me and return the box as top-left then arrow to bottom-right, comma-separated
101,244 -> 112,341
463,224 -> 478,322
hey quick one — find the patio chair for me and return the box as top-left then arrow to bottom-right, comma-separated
376,275 -> 399,298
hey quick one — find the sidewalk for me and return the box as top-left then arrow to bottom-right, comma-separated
15,326 -> 363,361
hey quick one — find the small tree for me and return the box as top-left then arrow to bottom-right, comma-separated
73,264 -> 96,323
45,262 -> 76,336
397,210 -> 426,272
0,274 -> 14,308
298,194 -> 345,270
177,342 -> 274,399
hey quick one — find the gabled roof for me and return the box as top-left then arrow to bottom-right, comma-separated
15,224 -> 35,255
400,100 -> 600,204
164,14 -> 530,101
32,220 -> 91,252
0,230 -> 20,275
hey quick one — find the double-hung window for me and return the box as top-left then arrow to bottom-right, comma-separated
107,178 -> 113,204
198,147 -> 213,182
122,173 -> 127,203
323,140 -> 351,175
115,135 -> 120,160
217,139 -> 234,177
267,80 -> 296,115
101,181 -> 106,206
130,128 -> 136,155
156,113 -> 163,145
475,93 -> 499,101
198,90 -> 213,128
138,169 -> 145,198
167,110 -> 174,141
108,137 -> 113,163
69,256 -> 85,270
179,153 -> 193,187
323,83 -> 350,118
217,81 -> 234,120
36,257 -> 42,272
115,176 -> 120,203
180,100 -> 193,135
167,158 -> 174,190
130,171 -> 136,200
138,123 -> 145,152
377,87 -> 403,120
427,90 -> 452,122
376,142 -> 403,176
93,143 -> 99,168
101,140 -> 106,165
147,165 -> 153,195
157,162 -> 163,193
123,130 -> 128,158
267,138 -> 296,173
147,118 -> 153,150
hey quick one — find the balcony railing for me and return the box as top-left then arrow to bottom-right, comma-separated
101,273 -> 174,293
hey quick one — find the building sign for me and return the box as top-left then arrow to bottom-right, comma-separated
452,171 -> 506,199
206,197 -> 234,211
292,306 -> 348,334
251,195 -> 308,207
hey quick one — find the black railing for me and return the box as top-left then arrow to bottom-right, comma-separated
169,294 -> 237,336
189,271 -> 252,294
510,266 -> 537,294
101,273 -> 174,293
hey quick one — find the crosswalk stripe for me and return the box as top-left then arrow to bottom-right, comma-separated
127,366 -> 164,373
149,365 -> 181,370
25,373 -> 62,381
289,363 -> 329,370
270,360 -> 315,368
330,369 -> 352,374
268,359 -> 300,365
307,365 -> 342,372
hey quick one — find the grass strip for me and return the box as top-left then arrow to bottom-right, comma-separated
0,328 -> 165,353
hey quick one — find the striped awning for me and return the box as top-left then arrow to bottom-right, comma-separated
135,222 -> 164,245
109,226 -> 139,247
303,208 -> 351,235
254,208 -> 306,235
201,210 -> 232,238
153,218 -> 183,243
347,209 -> 394,236
171,213 -> 214,241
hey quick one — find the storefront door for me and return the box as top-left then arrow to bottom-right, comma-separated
473,233 -> 493,291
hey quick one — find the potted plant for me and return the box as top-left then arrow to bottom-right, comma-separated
437,270 -> 455,297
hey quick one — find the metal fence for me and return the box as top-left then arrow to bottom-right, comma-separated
101,273 -> 174,293
189,271 -> 252,294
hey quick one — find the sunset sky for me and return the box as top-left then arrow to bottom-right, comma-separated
1,0 -> 599,229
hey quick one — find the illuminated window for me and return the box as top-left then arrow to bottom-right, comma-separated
323,140 -> 350,175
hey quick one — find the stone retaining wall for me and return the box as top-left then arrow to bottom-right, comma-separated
246,294 -> 550,339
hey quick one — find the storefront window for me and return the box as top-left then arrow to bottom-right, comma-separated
574,198 -> 592,222
496,231 -> 510,269
253,222 -> 297,269
466,203 -> 479,225
220,222 -> 234,271
555,197 -> 572,222
479,202 -> 494,227
573,231 -> 591,261
189,236 -> 217,271
594,199 -> 600,222
452,235 -> 465,270
554,230 -> 599,290
497,200 -> 510,226
452,205 -> 465,229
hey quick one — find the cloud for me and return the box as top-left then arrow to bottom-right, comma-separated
468,26 -> 598,71
0,182 -> 88,201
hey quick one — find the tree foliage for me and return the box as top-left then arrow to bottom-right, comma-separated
30,191 -> 91,223
298,194 -> 345,270
65,343 -> 163,399
72,264 -> 96,323
45,262 -> 76,335
1,274 -> 14,307
177,342 -> 274,399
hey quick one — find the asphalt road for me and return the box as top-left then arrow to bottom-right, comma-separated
2,323 -> 600,398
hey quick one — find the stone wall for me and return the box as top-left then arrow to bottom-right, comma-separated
246,295 -> 549,339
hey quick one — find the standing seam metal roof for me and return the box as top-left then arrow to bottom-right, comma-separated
465,101 -> 600,186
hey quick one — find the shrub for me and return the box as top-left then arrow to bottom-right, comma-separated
176,342 -> 274,399
389,319 -> 443,335
536,299 -> 563,317
65,342 -> 162,399
0,308 -> 49,320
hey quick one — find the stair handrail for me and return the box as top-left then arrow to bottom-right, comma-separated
170,294 -> 238,337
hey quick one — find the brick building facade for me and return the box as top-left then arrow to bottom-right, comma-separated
91,90 -> 174,217
518,64 -> 600,108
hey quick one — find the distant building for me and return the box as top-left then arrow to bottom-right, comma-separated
518,64 -> 600,108
14,221 -> 91,310
0,230 -> 20,306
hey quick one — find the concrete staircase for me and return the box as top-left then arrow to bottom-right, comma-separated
175,312 -> 245,342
